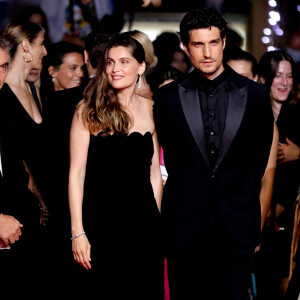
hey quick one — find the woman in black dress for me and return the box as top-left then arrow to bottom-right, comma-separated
37,41 -> 86,286
40,42 -> 85,235
1,20 -> 48,206
0,20 -> 48,291
256,50 -> 300,299
68,33 -> 164,299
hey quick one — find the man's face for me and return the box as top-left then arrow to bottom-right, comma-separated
183,27 -> 225,80
0,48 -> 9,90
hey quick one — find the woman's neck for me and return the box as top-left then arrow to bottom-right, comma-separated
117,86 -> 137,108
5,58 -> 30,87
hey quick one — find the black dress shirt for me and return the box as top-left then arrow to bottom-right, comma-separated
193,67 -> 230,168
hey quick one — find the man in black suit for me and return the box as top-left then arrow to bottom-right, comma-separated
154,7 -> 278,300
0,34 -> 23,250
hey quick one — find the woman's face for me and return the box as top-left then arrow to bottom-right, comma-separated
51,52 -> 85,91
29,31 -> 47,69
270,60 -> 293,103
106,46 -> 145,91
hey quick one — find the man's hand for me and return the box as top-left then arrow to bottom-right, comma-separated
0,214 -> 23,246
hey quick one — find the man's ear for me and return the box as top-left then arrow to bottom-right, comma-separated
222,37 -> 226,50
182,43 -> 190,57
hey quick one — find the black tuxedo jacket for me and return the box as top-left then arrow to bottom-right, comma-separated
154,67 -> 274,253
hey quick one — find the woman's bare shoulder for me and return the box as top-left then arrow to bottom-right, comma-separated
76,99 -> 86,110
72,99 -> 87,126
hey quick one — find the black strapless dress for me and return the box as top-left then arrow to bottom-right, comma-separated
78,131 -> 164,299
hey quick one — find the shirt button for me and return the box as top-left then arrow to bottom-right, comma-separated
210,149 -> 215,155
209,112 -> 214,117
209,131 -> 215,136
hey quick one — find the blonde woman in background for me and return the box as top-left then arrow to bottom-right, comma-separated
128,29 -> 158,99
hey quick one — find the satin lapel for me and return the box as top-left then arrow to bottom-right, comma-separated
213,85 -> 248,173
178,83 -> 210,165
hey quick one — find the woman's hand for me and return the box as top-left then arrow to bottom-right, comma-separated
277,138 -> 300,164
72,234 -> 91,270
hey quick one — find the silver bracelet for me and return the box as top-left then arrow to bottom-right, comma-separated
71,231 -> 85,240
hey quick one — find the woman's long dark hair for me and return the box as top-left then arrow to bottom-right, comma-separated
258,50 -> 297,104
80,33 -> 145,135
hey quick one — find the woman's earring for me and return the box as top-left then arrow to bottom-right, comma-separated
23,49 -> 33,62
52,77 -> 55,83
138,75 -> 142,89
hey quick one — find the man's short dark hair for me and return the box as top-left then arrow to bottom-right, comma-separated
179,7 -> 227,46
0,33 -> 12,60
85,30 -> 111,69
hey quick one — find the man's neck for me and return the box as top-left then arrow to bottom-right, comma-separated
201,63 -> 225,80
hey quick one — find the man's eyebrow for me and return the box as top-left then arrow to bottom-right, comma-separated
191,38 -> 221,44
